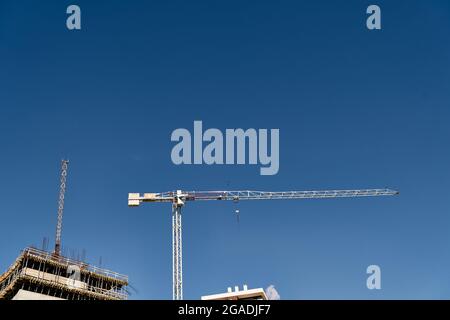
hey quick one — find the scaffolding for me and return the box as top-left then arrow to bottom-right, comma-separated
0,247 -> 128,300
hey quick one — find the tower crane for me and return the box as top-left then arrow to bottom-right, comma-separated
54,159 -> 69,256
128,188 -> 399,300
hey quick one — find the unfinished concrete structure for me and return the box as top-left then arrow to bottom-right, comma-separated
0,160 -> 129,300
0,247 -> 128,300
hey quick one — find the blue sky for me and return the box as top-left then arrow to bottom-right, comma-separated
0,0 -> 449,299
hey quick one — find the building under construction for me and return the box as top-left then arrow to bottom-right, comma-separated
0,160 -> 128,300
0,247 -> 128,300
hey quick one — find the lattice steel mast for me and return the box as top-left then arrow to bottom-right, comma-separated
54,160 -> 69,256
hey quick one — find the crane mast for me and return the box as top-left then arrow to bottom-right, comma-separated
128,188 -> 398,300
54,160 -> 69,256
172,201 -> 183,301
